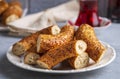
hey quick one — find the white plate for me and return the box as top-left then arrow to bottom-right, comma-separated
6,41 -> 116,74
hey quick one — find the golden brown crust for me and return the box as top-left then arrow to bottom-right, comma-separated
75,24 -> 106,62
68,52 -> 89,69
0,0 -> 8,15
37,24 -> 74,52
9,1 -> 22,7
8,1 -> 22,16
37,40 -> 85,69
26,46 -> 37,53
12,25 -> 60,56
27,45 -> 47,54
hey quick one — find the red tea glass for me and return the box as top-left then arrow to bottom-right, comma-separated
75,0 -> 100,27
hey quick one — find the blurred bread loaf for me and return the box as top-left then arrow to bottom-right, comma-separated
0,0 -> 8,15
1,1 -> 22,24
12,25 -> 60,56
75,24 -> 106,62
9,0 -> 21,7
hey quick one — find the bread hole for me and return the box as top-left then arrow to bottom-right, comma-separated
78,45 -> 83,51
52,25 -> 60,35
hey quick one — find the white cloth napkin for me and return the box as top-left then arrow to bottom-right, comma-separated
8,0 -> 79,34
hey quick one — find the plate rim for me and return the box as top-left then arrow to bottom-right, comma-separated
6,41 -> 116,74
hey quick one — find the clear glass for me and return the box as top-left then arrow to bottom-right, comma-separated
75,0 -> 100,27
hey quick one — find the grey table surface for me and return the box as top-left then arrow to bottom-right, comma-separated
0,0 -> 120,79
0,23 -> 120,79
